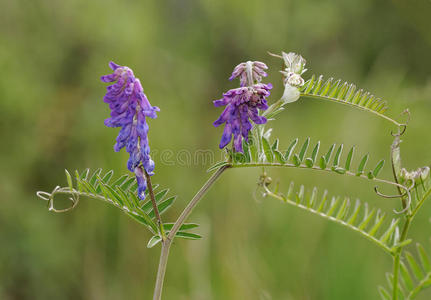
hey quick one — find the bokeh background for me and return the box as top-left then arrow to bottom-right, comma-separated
1,0 -> 431,299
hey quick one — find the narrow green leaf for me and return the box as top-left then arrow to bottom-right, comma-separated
367,212 -> 386,236
103,184 -> 124,206
111,174 -> 129,188
74,170 -> 83,192
317,190 -> 328,212
325,144 -> 336,163
147,235 -> 162,248
272,139 -> 279,151
80,179 -> 98,195
345,147 -> 355,171
379,219 -> 400,244
298,138 -> 310,162
319,156 -> 327,169
357,154 -> 369,176
101,170 -> 114,184
311,75 -> 323,95
175,231 -> 203,240
373,160 -> 385,178
378,286 -> 391,300
400,261 -> 414,291
328,79 -> 341,98
274,150 -> 286,164
89,168 -> 102,187
242,140 -> 251,163
320,77 -> 333,96
296,185 -> 305,204
406,251 -> 424,280
335,198 -> 349,220
148,196 -> 176,218
262,136 -> 274,163
358,207 -> 376,230
417,243 -> 431,272
163,223 -> 199,231
120,176 -> 136,191
326,197 -> 340,216
116,187 -> 133,209
286,181 -> 295,200
80,168 -> 90,180
347,199 -> 361,225
65,169 -> 74,191
332,144 -> 343,167
310,142 -> 320,164
303,75 -> 315,94
284,139 -> 298,161
308,187 -> 317,208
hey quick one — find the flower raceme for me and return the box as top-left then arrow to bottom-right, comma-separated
213,61 -> 272,153
101,62 -> 159,200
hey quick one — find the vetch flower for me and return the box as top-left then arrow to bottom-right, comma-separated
277,52 -> 307,104
213,61 -> 272,152
101,61 -> 159,200
230,61 -> 268,87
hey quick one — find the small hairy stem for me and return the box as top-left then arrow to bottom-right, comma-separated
145,171 -> 165,239
153,241 -> 171,300
152,165 -> 229,300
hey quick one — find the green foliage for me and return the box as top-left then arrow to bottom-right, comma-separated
299,74 -> 401,126
228,135 -> 390,183
262,180 -> 404,254
380,242 -> 431,299
37,169 -> 200,244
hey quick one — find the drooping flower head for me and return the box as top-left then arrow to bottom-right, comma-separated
101,62 -> 159,200
213,61 -> 272,152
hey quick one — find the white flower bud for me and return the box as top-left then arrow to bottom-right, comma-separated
281,83 -> 300,103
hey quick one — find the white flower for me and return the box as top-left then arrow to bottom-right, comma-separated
283,72 -> 305,87
400,166 -> 430,182
281,84 -> 300,103
282,52 -> 307,75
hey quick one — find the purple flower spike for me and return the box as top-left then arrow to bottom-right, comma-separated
101,61 -> 159,200
229,61 -> 268,87
214,60 -> 272,153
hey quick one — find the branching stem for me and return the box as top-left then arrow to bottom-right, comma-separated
152,165 -> 229,300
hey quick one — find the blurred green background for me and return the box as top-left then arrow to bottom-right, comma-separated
1,0 -> 431,299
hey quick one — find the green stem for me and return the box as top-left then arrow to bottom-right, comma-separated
152,165 -> 229,300
392,218 -> 411,300
145,170 -> 166,240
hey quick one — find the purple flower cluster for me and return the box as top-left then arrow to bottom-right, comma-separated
213,61 -> 272,152
101,62 -> 159,200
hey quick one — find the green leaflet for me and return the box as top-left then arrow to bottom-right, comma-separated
232,136 -> 390,183
264,181 -> 401,255
380,241 -> 431,299
38,169 -> 185,236
300,74 -> 401,126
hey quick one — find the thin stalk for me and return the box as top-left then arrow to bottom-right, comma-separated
152,165 -> 229,300
145,170 -> 166,239
167,165 -> 229,240
153,242 -> 171,300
